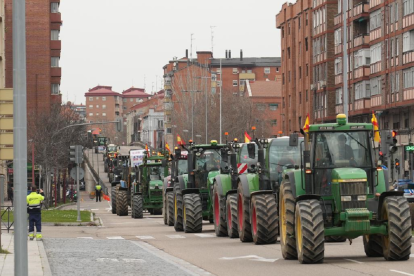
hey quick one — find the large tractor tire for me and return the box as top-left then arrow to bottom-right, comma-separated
226,193 -> 239,238
237,182 -> 252,242
295,199 -> 325,264
325,236 -> 346,243
116,190 -> 129,216
213,184 -> 227,237
111,185 -> 119,214
163,193 -> 168,225
167,192 -> 175,226
279,181 -> 297,259
382,196 -> 412,261
363,235 -> 383,257
174,183 -> 184,231
183,193 -> 203,233
131,194 -> 143,219
250,194 -> 278,244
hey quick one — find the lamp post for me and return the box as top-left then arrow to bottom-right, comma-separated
195,134 -> 202,144
181,90 -> 202,140
183,129 -> 189,143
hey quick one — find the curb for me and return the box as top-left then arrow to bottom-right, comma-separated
38,241 -> 52,276
52,202 -> 76,210
42,222 -> 97,226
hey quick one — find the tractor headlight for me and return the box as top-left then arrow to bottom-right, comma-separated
341,196 -> 352,202
357,195 -> 367,201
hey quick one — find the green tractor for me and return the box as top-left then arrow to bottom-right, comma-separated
174,140 -> 226,233
279,114 -> 412,264
110,155 -> 129,214
235,137 -> 303,244
163,147 -> 188,226
115,154 -> 168,218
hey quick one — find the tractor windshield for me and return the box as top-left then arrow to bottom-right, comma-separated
269,138 -> 302,182
149,166 -> 162,181
177,160 -> 188,175
313,131 -> 372,168
195,149 -> 223,172
108,145 -> 117,152
239,144 -> 259,165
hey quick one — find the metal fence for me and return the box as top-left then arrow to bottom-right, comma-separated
1,206 -> 14,233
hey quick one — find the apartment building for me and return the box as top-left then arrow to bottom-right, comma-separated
121,87 -> 150,112
5,0 -> 63,116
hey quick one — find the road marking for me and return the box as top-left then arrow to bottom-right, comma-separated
77,237 -> 93,239
194,234 -> 215,238
220,255 -> 278,263
97,258 -> 119,262
411,254 -> 414,257
91,209 -> 99,211
136,236 -> 155,240
107,236 -> 124,240
390,270 -> 414,276
344,258 -> 364,264
122,258 -> 146,263
166,235 -> 186,239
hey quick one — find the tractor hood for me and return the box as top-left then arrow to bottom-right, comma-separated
331,168 -> 367,182
208,171 -> 220,184
149,180 -> 163,190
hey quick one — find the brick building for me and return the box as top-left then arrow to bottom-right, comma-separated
121,87 -> 150,113
5,0 -> 62,117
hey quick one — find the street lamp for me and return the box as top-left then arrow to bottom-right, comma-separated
195,134 -> 202,144
181,90 -> 202,141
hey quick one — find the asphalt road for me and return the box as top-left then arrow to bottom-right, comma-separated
42,150 -> 414,276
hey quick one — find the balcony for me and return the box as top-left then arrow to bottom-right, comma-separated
335,74 -> 343,85
370,28 -> 382,42
353,2 -> 369,20
50,12 -> 62,23
353,34 -> 369,47
353,66 -> 370,79
404,88 -> 414,101
370,61 -> 382,74
334,44 -> 342,55
403,13 -> 414,28
50,40 -> 61,50
369,0 -> 381,9
334,14 -> 342,26
403,51 -> 414,65
370,95 -> 382,107
50,67 -> 61,77
354,98 -> 371,111
335,104 -> 344,114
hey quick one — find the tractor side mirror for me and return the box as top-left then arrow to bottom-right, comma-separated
247,143 -> 256,159
162,159 -> 167,167
220,148 -> 228,163
289,133 -> 299,147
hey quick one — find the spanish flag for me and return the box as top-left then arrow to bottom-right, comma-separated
371,111 -> 380,142
244,131 -> 252,143
166,142 -> 171,154
303,114 -> 310,133
177,134 -> 184,145
145,144 -> 150,157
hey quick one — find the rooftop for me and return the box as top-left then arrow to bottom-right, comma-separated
85,85 -> 120,96
122,87 -> 151,98
249,80 -> 282,98
210,57 -> 281,67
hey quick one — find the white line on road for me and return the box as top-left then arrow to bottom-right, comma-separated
220,255 -> 278,263
122,258 -> 146,263
344,258 -> 364,264
77,237 -> 93,239
91,209 -> 99,211
107,236 -> 124,240
194,234 -> 215,238
390,270 -> 414,276
166,235 -> 186,239
136,236 -> 155,240
97,258 -> 119,262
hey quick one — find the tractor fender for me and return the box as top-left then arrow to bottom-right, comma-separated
165,187 -> 173,193
163,178 -> 169,193
284,171 -> 299,198
225,189 -> 237,197
111,181 -> 120,187
250,190 -> 274,197
177,175 -> 186,190
295,194 -> 321,203
118,187 -> 128,191
214,174 -> 232,197
182,188 -> 200,196
237,174 -> 260,198
133,192 -> 142,196
377,190 -> 404,219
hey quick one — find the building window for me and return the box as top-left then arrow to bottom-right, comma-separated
211,87 -> 216,94
396,2 -> 399,20
102,97 -> 106,101
299,92 -> 302,104
51,30 -> 60,40
51,2 -> 59,13
306,64 -> 309,76
354,81 -> 371,100
404,0 -> 414,16
288,47 -> 291,59
123,98 -> 127,102
336,88 -> 343,104
256,104 -> 266,111
334,57 -> 342,75
299,66 -> 302,79
51,83 -> 59,95
396,72 -> 400,91
232,80 -> 238,86
96,105 -> 99,108
282,97 -> 285,108
102,113 -> 107,116
89,105 -> 93,108
391,3 -> 395,23
282,74 -> 285,84
298,117 -> 302,129
288,71 -> 291,82
96,97 -> 99,100
305,37 -> 309,51
130,98 -> 133,102
136,98 -> 140,102
288,23 -> 290,34
306,13 -> 309,25
403,67 -> 414,89
334,28 -> 341,45
370,10 -> 382,31
306,90 -> 309,102
289,95 -> 291,107
370,76 -> 382,95
403,30 -> 414,52
51,57 -> 59,67
396,38 -> 399,56
96,113 -> 99,116
233,68 -> 238,74
282,27 -> 284,38
264,67 -> 271,74
271,119 -> 277,126
89,113 -> 93,116
217,80 -> 222,87
102,105 -> 106,109
354,49 -> 371,68
89,97 -> 93,101
123,106 -> 127,110
298,16 -> 301,29
216,68 -> 221,74
370,43 -> 382,64
276,67 -> 279,72
269,103 -> 278,111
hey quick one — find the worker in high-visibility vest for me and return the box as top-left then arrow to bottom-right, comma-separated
27,186 -> 45,241
95,183 -> 102,202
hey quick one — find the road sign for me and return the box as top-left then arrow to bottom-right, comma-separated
70,167 -> 84,181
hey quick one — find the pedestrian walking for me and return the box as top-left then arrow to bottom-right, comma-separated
27,187 -> 44,241
95,183 -> 102,202
7,186 -> 13,206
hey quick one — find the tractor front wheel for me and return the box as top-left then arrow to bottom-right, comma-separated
363,235 -> 383,257
213,184 -> 227,237
116,190 -> 129,216
183,193 -> 203,233
382,196 -> 412,261
250,194 -> 278,245
237,183 -> 252,242
226,194 -> 239,238
167,192 -> 175,226
174,184 -> 184,232
279,181 -> 297,259
295,199 -> 325,264
111,185 -> 119,214
163,193 -> 168,225
131,195 -> 143,219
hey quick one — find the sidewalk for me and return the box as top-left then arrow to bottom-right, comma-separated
0,233 -> 52,276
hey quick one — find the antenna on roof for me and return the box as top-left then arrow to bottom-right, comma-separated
190,33 -> 194,62
210,26 -> 216,54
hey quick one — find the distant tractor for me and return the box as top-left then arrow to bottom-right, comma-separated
279,114 -> 412,264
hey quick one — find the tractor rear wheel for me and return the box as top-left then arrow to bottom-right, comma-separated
226,193 -> 239,238
131,195 -> 143,219
183,193 -> 203,233
213,184 -> 227,237
237,183 -> 252,242
295,199 -> 325,264
250,194 -> 278,244
279,181 -> 297,259
174,183 -> 184,231
167,192 -> 175,226
325,236 -> 346,243
382,196 -> 412,261
116,190 -> 129,216
111,185 -> 119,214
363,235 -> 383,257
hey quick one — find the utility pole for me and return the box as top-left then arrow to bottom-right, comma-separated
13,0 -> 28,274
220,58 -> 222,144
342,0 -> 349,119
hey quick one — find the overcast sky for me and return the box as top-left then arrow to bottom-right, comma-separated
60,0 -> 285,104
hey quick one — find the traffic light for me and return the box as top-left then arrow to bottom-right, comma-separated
389,130 -> 398,154
76,145 -> 83,164
395,158 -> 400,173
69,145 -> 76,163
116,117 -> 123,132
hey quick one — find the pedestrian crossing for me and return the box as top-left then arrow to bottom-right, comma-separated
76,234 -> 216,240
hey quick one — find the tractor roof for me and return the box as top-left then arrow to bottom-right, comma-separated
309,114 -> 373,132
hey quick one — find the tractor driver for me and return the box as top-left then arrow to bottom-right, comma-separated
203,153 -> 220,172
150,167 -> 161,180
336,134 -> 356,166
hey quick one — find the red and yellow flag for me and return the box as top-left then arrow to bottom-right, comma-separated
303,114 -> 310,133
371,111 -> 380,142
244,131 -> 252,143
166,142 -> 171,154
145,144 -> 150,157
177,134 -> 185,145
